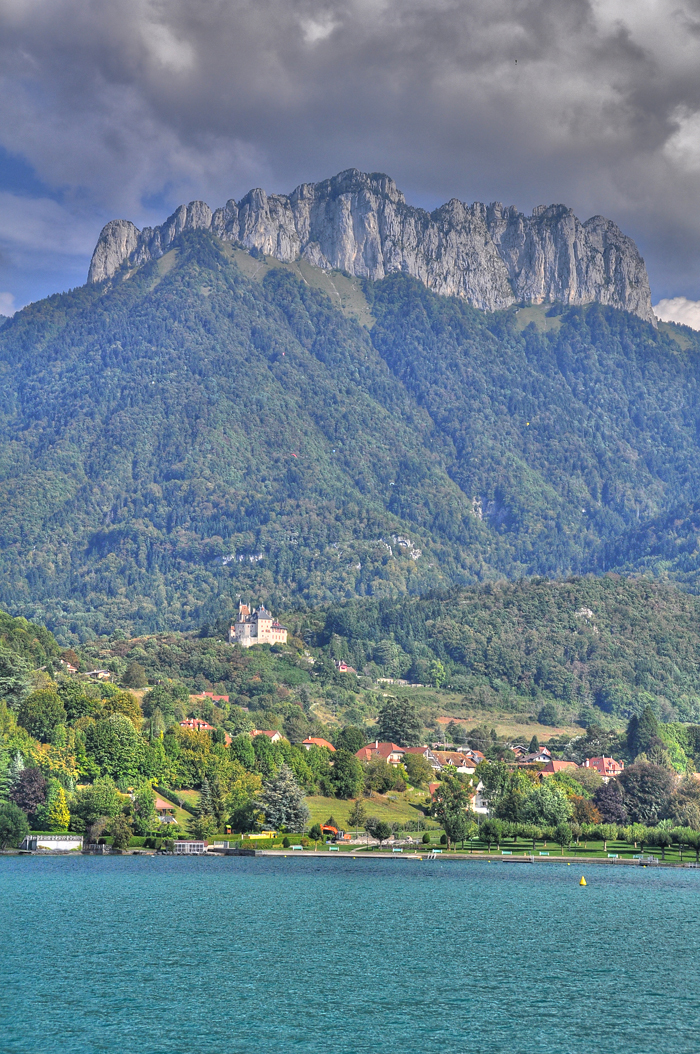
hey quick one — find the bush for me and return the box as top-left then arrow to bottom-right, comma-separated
0,802 -> 29,849
282,835 -> 291,848
440,833 -> 448,846
422,832 -> 431,844
308,823 -> 322,841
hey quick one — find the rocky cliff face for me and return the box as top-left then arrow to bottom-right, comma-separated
88,169 -> 655,321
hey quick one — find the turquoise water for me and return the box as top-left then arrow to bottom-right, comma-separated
1,856 -> 699,1053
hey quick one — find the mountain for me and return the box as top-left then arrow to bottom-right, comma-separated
0,227 -> 697,643
316,575 -> 700,724
89,169 -> 654,321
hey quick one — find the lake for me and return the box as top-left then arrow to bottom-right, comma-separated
1,855 -> 699,1053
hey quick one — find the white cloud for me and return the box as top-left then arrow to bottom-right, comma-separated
0,192 -> 98,257
654,297 -> 700,331
0,292 -> 15,316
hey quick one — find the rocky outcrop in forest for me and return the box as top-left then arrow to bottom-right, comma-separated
88,168 -> 654,321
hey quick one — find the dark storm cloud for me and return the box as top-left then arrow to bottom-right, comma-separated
2,0 -> 700,305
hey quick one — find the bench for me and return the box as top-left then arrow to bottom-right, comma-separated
539,851 -> 550,856
392,847 -> 403,853
433,849 -> 442,854
327,845 -> 339,852
607,853 -> 619,859
292,845 -> 304,851
501,850 -> 512,855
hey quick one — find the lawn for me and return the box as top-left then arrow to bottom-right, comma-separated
305,792 -> 433,830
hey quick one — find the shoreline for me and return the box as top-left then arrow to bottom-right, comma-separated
4,847 -> 699,869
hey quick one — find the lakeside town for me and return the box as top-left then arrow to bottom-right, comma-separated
2,601 -> 700,868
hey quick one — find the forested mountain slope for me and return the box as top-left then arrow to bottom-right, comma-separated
316,576 -> 700,724
0,229 -> 699,641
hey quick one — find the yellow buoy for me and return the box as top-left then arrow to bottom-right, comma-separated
579,876 -> 587,886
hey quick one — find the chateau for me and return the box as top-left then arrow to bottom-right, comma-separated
229,601 -> 288,648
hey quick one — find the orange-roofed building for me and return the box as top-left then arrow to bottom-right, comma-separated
584,756 -> 624,781
540,760 -> 579,775
251,729 -> 283,743
355,741 -> 406,765
180,718 -> 215,733
302,737 -> 336,751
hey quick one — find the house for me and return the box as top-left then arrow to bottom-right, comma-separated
429,780 -> 488,815
180,718 -> 216,733
471,781 -> 489,815
334,660 -> 356,674
540,760 -> 579,776
229,601 -> 288,648
251,729 -> 283,743
198,691 -> 230,703
86,669 -> 111,681
302,737 -> 336,751
21,834 -> 83,851
434,751 -> 478,774
355,741 -> 407,765
154,797 -> 177,821
59,659 -> 78,674
462,749 -> 485,764
174,841 -> 208,854
584,756 -> 624,781
404,746 -> 443,770
518,749 -> 552,765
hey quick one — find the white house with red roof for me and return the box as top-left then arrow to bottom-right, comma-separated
302,737 -> 336,751
251,729 -> 284,743
355,741 -> 407,765
584,756 -> 624,781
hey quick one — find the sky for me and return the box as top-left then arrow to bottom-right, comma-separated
2,0 -> 700,322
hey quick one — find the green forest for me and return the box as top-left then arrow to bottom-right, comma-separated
1,230 -> 700,641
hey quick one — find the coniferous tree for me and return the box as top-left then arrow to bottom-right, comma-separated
43,785 -> 70,832
628,706 -> 662,758
209,778 -> 227,828
8,751 -> 25,789
256,764 -> 309,833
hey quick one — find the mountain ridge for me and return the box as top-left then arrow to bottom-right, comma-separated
88,169 -> 655,322
0,229 -> 696,642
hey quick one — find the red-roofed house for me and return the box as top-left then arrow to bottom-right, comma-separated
434,751 -> 478,774
355,741 -> 406,765
198,691 -> 230,703
540,760 -> 579,775
180,718 -> 215,733
584,756 -> 624,781
154,797 -> 177,824
251,729 -> 283,743
302,737 -> 336,752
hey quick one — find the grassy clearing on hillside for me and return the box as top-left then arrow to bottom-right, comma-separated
305,792 -> 433,830
434,712 -> 586,742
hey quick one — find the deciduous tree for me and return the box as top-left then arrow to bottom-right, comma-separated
0,802 -> 29,849
9,768 -> 47,820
